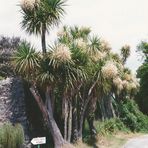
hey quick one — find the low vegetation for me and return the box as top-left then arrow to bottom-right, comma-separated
0,123 -> 24,148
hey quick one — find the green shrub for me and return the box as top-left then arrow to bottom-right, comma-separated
95,118 -> 127,135
0,123 -> 24,148
119,99 -> 148,132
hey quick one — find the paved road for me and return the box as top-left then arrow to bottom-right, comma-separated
122,135 -> 148,148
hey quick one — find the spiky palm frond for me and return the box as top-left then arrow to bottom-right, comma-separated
21,0 -> 67,35
69,26 -> 91,40
56,61 -> 87,90
120,45 -> 131,64
109,53 -> 122,63
42,0 -> 66,29
79,27 -> 91,40
13,41 -> 40,79
58,35 -> 71,45
87,36 -> 107,62
70,44 -> 89,66
36,58 -> 56,85
88,35 -> 101,52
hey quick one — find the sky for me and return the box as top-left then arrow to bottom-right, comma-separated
1,0 -> 148,72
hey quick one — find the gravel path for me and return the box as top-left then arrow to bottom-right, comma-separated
122,135 -> 148,148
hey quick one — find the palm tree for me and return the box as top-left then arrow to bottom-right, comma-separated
20,0 -> 66,54
120,45 -> 131,64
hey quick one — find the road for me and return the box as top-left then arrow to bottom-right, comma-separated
122,135 -> 148,148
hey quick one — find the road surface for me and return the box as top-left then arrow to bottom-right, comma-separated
122,135 -> 148,148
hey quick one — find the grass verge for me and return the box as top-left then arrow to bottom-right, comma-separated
75,132 -> 145,148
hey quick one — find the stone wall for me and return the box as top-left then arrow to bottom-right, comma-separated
0,77 -> 30,144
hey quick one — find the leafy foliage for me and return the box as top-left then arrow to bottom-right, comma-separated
0,123 -> 24,148
119,99 -> 148,132
136,41 -> 148,114
136,63 -> 148,113
13,41 -> 40,79
95,118 -> 127,135
137,41 -> 148,60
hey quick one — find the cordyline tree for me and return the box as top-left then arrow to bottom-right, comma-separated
136,41 -> 148,114
20,0 -> 66,54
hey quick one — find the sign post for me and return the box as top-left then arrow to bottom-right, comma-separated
31,137 -> 46,148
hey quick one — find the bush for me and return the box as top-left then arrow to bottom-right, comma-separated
119,99 -> 148,132
0,123 -> 24,148
95,118 -> 127,135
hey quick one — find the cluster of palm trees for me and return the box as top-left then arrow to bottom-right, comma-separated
13,0 -> 139,147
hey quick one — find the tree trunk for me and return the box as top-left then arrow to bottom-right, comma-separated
72,97 -> 78,143
87,115 -> 98,148
62,97 -> 68,140
87,95 -> 97,137
41,24 -> 46,54
45,86 -> 55,115
87,115 -> 97,136
78,97 -> 90,140
109,96 -> 116,118
78,82 -> 97,141
78,107 -> 85,141
30,85 -> 70,148
104,94 -> 116,119
51,90 -> 55,114
67,100 -> 72,142
45,86 -> 53,115
99,98 -> 106,120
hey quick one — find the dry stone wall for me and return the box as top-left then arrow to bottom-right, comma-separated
0,77 -> 30,145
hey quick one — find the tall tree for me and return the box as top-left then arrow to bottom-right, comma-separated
136,41 -> 148,114
20,0 -> 66,53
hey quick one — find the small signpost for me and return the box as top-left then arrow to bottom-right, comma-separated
31,137 -> 46,148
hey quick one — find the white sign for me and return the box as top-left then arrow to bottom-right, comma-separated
31,137 -> 46,145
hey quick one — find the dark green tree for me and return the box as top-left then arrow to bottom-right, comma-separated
136,41 -> 148,114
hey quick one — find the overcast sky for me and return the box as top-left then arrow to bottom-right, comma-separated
1,0 -> 148,72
